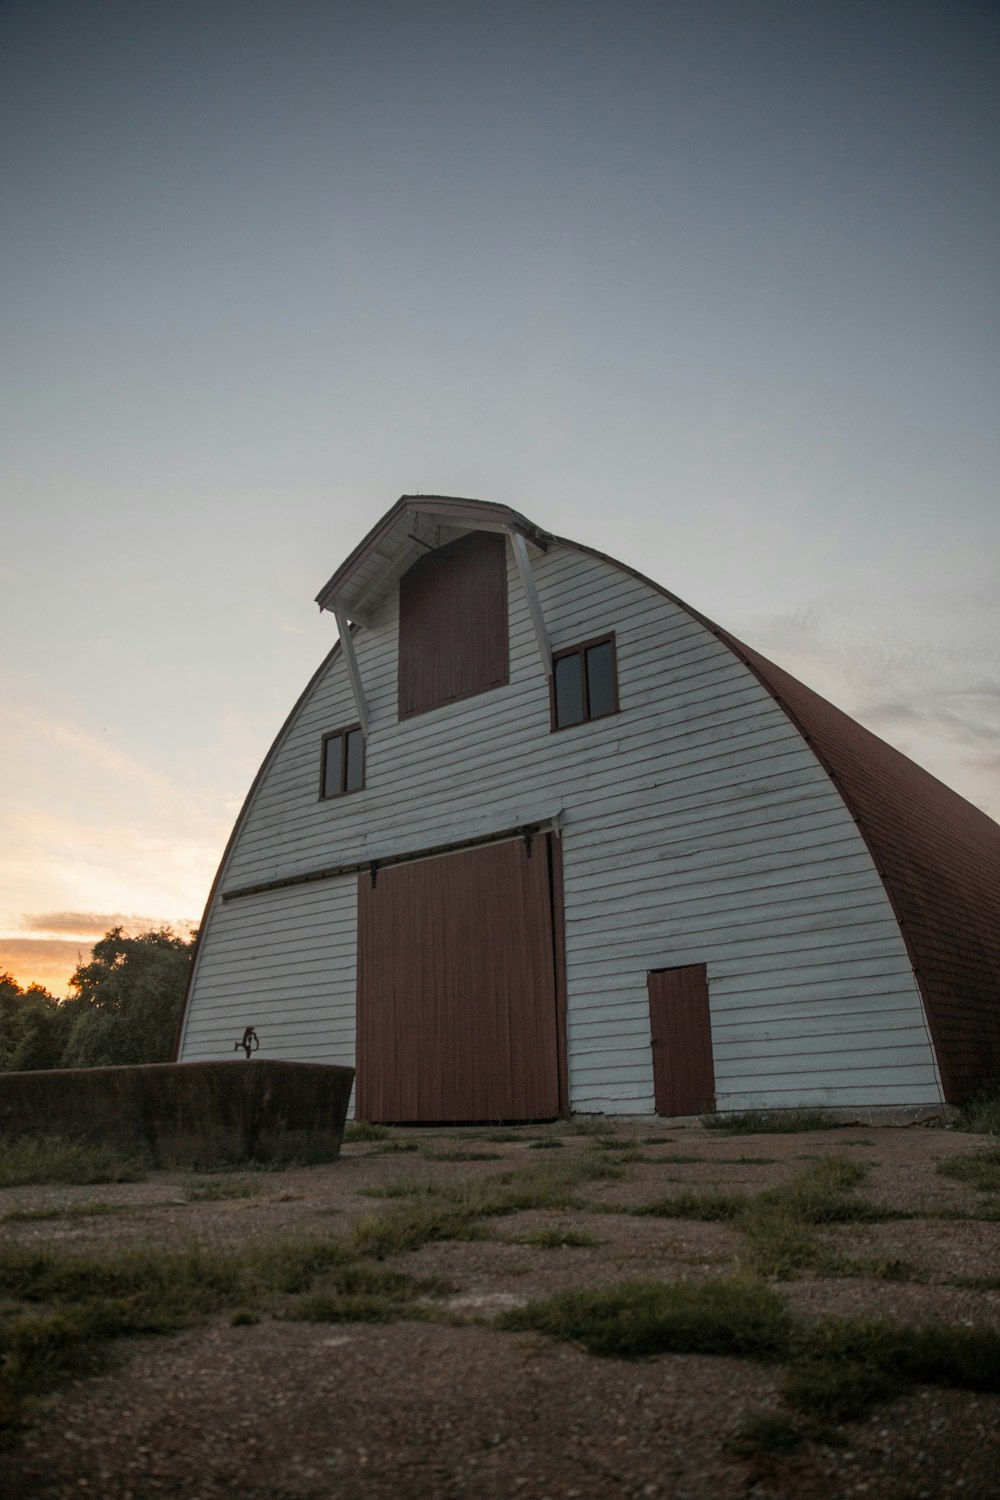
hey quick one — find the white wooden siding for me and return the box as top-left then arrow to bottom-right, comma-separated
179,539 -> 942,1113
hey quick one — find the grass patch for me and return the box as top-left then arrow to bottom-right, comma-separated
728,1411 -> 807,1458
511,1227 -> 602,1249
498,1272 -> 1000,1425
0,1136 -> 150,1188
0,1227 -> 455,1436
3,1202 -> 137,1224
499,1276 -> 792,1359
181,1177 -> 267,1203
569,1114 -> 614,1137
936,1147 -> 1000,1193
284,1263 -> 450,1324
421,1149 -> 504,1162
368,1141 -> 420,1155
634,1189 -> 746,1222
635,1157 -> 885,1280
342,1122 -> 391,1142
785,1318 -> 1000,1421
351,1155 -> 628,1259
956,1081 -> 1000,1136
527,1138 -> 564,1150
702,1109 -> 838,1135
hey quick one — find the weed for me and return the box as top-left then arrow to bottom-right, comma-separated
728,1411 -> 807,1458
641,1137 -> 676,1146
229,1309 -> 260,1326
3,1202 -> 136,1223
182,1177 -> 267,1203
421,1149 -> 504,1162
511,1227 -> 602,1249
528,1138 -> 564,1150
498,1276 -> 793,1360
702,1109 -> 838,1135
368,1141 -> 420,1156
0,1135 -> 150,1188
342,1121 -> 390,1142
285,1263 -> 448,1324
936,1148 -> 1000,1193
785,1317 -> 1000,1420
634,1190 -> 746,1222
569,1114 -> 614,1137
956,1080 -> 1000,1136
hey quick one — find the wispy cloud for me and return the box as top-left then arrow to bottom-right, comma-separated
736,588 -> 1000,820
20,911 -> 187,938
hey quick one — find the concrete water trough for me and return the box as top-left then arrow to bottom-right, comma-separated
0,1059 -> 355,1167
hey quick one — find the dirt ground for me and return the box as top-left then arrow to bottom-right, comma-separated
1,1119 -> 998,1500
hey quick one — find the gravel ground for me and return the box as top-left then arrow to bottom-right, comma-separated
1,1120 -> 998,1499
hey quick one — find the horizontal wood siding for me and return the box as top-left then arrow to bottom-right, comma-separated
177,880 -> 356,1110
180,536 -> 942,1113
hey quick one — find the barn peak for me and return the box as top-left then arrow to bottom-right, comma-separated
315,495 -> 551,626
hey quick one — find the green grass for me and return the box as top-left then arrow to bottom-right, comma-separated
936,1147 -> 1000,1192
181,1177 -> 268,1202
634,1157 -> 886,1280
499,1276 -> 793,1359
510,1227 -> 602,1249
0,1229 -> 454,1437
284,1263 -> 450,1324
341,1121 -> 391,1143
498,1273 -> 1000,1424
527,1137 -> 564,1150
420,1149 -> 504,1162
351,1154 -> 628,1259
0,1136 -> 150,1188
701,1109 -> 839,1135
956,1081 -> 1000,1136
3,1202 -> 138,1224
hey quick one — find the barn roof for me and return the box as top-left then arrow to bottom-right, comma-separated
725,637 -> 1000,1102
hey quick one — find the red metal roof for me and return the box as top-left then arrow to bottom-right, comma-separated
726,635 -> 1000,1103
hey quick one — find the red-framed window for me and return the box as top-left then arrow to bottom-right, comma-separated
320,725 -> 365,799
551,633 -> 619,731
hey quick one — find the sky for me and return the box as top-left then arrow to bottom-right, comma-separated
1,0 -> 997,995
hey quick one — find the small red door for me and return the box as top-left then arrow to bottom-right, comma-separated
647,964 -> 715,1116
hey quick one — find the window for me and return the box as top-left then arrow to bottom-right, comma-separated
320,725 -> 365,798
551,634 -> 618,730
398,530 -> 509,718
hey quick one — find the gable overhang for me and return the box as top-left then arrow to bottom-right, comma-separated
315,495 -> 551,626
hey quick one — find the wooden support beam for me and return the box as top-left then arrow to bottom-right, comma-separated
509,529 -> 552,678
332,603 -> 370,737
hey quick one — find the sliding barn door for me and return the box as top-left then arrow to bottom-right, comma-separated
647,964 -> 716,1116
356,836 -> 562,1122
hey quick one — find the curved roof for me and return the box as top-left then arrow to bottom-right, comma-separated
726,637 -> 1000,1102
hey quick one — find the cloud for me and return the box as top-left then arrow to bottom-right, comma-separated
734,588 -> 1000,821
20,911 -> 168,938
0,938 -> 88,996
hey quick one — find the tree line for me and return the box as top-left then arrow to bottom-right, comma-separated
0,927 -> 195,1071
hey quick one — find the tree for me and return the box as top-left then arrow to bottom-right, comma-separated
0,976 -> 78,1071
61,926 -> 195,1068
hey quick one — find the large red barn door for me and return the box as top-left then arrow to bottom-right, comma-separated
356,836 -> 562,1122
647,964 -> 716,1116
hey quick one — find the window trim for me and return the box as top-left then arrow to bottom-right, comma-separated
319,723 -> 366,800
550,632 -> 619,732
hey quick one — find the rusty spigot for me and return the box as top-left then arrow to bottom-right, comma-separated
236,1026 -> 260,1060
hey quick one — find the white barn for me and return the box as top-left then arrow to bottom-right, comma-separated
175,496 -> 1000,1120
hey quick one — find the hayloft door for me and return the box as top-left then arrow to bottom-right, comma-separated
647,964 -> 715,1116
356,835 -> 563,1122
